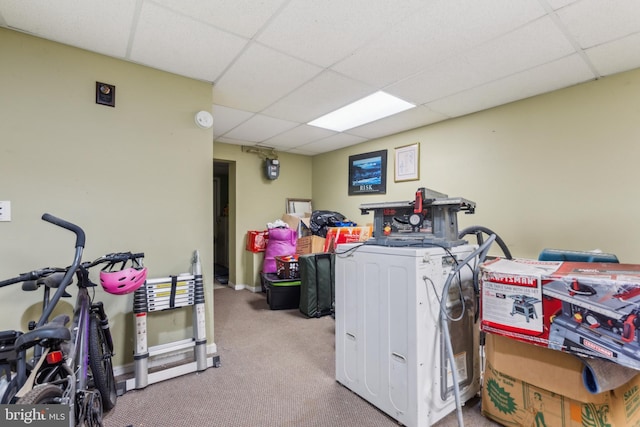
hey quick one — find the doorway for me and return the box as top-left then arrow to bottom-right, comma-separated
213,161 -> 230,285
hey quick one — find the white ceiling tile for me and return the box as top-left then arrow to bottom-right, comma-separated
294,133 -> 369,155
263,125 -> 337,148
345,106 -> 449,139
257,0 -> 426,67
427,54 -> 595,117
131,2 -> 248,82
385,56 -> 483,105
556,0 -> 640,48
285,146 -> 323,156
545,0 -> 580,10
223,114 -> 298,143
386,16 -> 576,105
212,43 -> 322,112
212,105 -> 254,138
332,0 -> 546,87
0,0 -> 135,57
585,33 -> 640,76
262,71 -> 375,123
151,0 -> 287,38
463,16 -> 576,80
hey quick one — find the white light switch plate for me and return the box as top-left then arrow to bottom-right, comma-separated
0,201 -> 11,221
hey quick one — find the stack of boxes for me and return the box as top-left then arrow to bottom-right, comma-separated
251,213 -> 372,310
281,213 -> 372,255
479,257 -> 640,426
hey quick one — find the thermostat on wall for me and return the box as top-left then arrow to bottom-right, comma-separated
96,82 -> 115,107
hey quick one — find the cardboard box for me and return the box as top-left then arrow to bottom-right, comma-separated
480,258 -> 640,370
296,235 -> 326,255
281,213 -> 311,237
482,333 -> 640,427
480,258 -> 561,345
323,225 -> 372,252
246,230 -> 269,252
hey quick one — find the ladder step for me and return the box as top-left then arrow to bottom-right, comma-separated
148,338 -> 195,357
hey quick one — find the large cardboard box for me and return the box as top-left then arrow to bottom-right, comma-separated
482,333 -> 640,427
480,258 -> 640,370
296,235 -> 326,255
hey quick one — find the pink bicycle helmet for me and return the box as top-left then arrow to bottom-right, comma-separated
100,259 -> 147,295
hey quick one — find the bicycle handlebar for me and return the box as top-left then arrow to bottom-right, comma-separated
0,273 -> 32,288
103,252 -> 145,263
86,252 -> 145,269
0,254 -> 145,288
42,213 -> 86,249
1,214 -> 143,291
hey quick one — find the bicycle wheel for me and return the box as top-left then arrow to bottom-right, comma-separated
1,374 -> 21,403
16,384 -> 63,404
88,314 -> 117,411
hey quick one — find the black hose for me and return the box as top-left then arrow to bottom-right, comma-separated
458,225 -> 512,260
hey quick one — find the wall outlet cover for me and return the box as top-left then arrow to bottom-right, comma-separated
0,201 -> 11,221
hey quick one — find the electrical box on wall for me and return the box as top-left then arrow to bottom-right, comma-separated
265,158 -> 280,180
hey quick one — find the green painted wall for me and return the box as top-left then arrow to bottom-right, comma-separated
0,28 -> 215,368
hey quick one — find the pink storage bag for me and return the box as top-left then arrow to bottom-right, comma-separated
263,227 -> 297,273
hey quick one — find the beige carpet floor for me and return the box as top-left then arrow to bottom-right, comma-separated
103,286 -> 501,427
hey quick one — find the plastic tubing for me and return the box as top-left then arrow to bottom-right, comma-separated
440,234 -> 496,427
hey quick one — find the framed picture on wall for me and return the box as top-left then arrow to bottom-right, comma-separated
348,150 -> 387,195
394,142 -> 420,182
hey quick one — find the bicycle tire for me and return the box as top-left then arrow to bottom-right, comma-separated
1,374 -> 21,403
88,314 -> 117,411
16,383 -> 63,404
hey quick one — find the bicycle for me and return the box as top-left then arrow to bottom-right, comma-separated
0,213 -> 146,426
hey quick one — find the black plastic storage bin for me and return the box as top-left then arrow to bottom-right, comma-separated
262,273 -> 301,310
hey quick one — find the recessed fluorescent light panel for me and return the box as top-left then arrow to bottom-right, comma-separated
308,91 -> 415,132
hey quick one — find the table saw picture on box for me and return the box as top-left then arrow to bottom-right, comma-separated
480,258 -> 640,371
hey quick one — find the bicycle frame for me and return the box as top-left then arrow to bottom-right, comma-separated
66,282 -> 92,426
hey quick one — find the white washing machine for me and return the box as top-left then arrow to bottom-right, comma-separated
335,243 -> 480,427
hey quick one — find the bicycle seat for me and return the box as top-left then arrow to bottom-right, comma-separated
14,315 -> 71,351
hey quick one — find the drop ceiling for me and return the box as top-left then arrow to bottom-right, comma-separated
1,0 -> 640,155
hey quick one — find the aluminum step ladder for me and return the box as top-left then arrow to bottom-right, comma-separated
121,250 -> 219,393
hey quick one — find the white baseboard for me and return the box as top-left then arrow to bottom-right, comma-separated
227,282 -> 262,293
